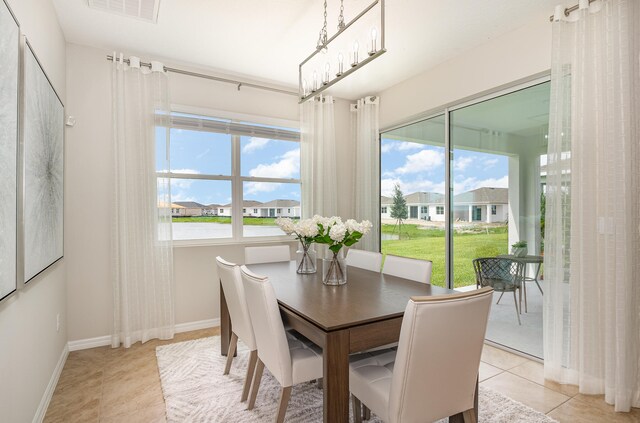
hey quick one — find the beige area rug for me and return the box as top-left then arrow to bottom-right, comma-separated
156,337 -> 558,423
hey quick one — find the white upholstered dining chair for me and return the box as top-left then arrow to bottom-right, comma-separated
240,265 -> 323,423
215,257 -> 258,403
349,287 -> 494,423
382,255 -> 433,284
244,245 -> 290,264
346,249 -> 383,272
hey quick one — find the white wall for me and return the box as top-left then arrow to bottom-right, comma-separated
379,12 -> 552,129
64,43 -> 354,342
0,1 -> 67,422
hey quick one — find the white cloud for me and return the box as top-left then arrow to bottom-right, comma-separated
249,149 -> 300,179
483,158 -> 499,168
454,156 -> 473,171
196,148 -> 211,159
245,149 -> 300,195
394,149 -> 444,175
242,137 -> 270,153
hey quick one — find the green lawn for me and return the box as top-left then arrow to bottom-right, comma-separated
381,223 -> 508,288
172,216 -> 289,226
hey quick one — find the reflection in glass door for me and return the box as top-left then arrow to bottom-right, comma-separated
380,81 -> 550,358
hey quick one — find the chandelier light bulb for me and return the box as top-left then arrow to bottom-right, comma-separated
302,79 -> 308,96
313,71 -> 318,92
369,27 -> 378,56
337,53 -> 344,76
324,62 -> 330,84
352,41 -> 359,67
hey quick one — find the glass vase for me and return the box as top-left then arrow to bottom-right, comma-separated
296,242 -> 317,274
322,251 -> 347,285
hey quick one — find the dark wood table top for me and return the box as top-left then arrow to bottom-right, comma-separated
246,260 -> 453,332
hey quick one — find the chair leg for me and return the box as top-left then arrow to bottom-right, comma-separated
523,280 -> 528,313
363,405 -> 371,420
241,350 -> 258,402
513,291 -> 521,325
275,386 -> 292,423
247,358 -> 264,410
496,291 -> 504,305
224,332 -> 238,375
352,395 -> 363,423
462,408 -> 477,423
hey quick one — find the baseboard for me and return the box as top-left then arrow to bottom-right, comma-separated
175,318 -> 220,333
67,318 -> 221,352
33,344 -> 68,423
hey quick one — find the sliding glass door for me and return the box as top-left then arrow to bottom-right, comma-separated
380,81 -> 550,358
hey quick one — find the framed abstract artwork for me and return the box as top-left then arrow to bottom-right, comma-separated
0,0 -> 19,301
23,39 -> 64,283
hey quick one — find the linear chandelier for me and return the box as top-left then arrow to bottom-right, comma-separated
298,0 -> 386,103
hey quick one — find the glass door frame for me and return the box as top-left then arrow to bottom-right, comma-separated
380,74 -> 550,290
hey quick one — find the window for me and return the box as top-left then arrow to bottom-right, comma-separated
288,208 -> 291,213
381,206 -> 387,213
436,206 -> 444,215
421,206 -> 428,213
157,112 -> 300,241
491,205 -> 497,215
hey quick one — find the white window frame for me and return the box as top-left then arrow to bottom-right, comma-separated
160,105 -> 300,246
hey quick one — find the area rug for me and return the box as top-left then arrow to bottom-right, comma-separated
156,337 -> 557,423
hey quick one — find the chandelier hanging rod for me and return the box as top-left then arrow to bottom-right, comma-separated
300,0 -> 381,67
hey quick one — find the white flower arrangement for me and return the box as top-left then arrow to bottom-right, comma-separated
276,217 -> 319,243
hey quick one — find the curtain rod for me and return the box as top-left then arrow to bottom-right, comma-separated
106,55 -> 298,97
549,0 -> 598,21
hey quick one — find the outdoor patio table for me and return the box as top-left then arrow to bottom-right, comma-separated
220,260 -> 477,423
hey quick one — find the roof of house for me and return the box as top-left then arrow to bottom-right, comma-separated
203,204 -> 221,209
173,201 -> 206,208
260,199 -> 300,207
453,187 -> 508,204
381,195 -> 393,205
158,202 -> 185,208
404,192 -> 445,204
221,200 -> 264,208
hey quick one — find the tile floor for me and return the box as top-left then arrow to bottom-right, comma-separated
44,328 -> 640,422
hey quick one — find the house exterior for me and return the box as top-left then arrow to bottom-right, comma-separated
173,201 -> 206,217
453,187 -> 508,223
202,204 -> 221,216
381,187 -> 508,224
258,199 -> 301,218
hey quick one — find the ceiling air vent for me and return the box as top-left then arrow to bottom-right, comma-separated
88,0 -> 160,23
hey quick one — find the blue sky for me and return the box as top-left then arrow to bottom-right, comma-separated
380,138 -> 509,197
156,129 -> 300,205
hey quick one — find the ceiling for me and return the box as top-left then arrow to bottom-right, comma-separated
52,0 -> 558,99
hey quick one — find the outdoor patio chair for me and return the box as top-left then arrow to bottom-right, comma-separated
472,257 -> 524,325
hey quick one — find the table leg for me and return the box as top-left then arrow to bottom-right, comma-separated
449,376 -> 478,423
323,329 -> 350,423
220,280 -> 232,356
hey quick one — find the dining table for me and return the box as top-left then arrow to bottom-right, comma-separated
220,260 -> 478,423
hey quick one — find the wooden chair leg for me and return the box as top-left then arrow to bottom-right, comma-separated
363,404 -> 371,420
513,291 -> 521,325
462,408 -> 477,423
247,358 -> 264,410
241,350 -> 258,402
275,386 -> 292,423
224,333 -> 238,375
352,395 -> 362,423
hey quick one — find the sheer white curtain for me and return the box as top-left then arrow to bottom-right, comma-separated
351,96 -> 380,252
111,54 -> 175,348
544,0 -> 640,411
300,95 -> 338,219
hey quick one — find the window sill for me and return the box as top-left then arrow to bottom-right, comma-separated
171,236 -> 297,248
